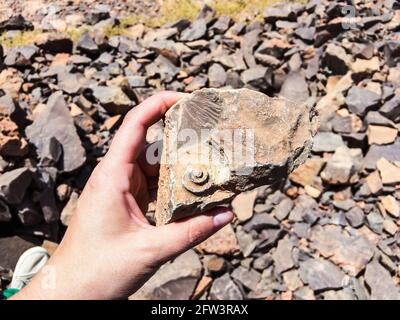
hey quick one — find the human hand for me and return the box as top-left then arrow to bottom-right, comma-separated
12,91 -> 233,300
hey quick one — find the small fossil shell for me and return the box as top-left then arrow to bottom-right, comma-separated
155,88 -> 317,225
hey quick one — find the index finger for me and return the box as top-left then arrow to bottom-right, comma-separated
105,91 -> 184,165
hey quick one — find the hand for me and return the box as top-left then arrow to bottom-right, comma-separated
12,91 -> 233,300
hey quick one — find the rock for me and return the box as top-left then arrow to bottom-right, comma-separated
58,72 -> 87,95
196,224 -> 240,256
293,286 -> 315,300
299,257 -> 347,291
130,250 -> 201,300
0,200 -> 11,222
0,236 -> 38,270
351,57 -> 380,74
146,55 -> 179,83
280,72 -> 309,103
272,237 -> 294,275
312,132 -> 344,153
364,260 -> 400,300
380,95 -> 400,119
16,198 -> 42,226
380,195 -> 399,218
367,210 -> 384,234
322,289 -> 356,300
92,86 -> 132,115
345,87 -> 381,116
322,43 -> 352,75
0,68 -> 24,98
272,197 -> 294,221
289,158 -> 325,187
0,118 -> 29,157
231,266 -> 261,291
4,46 -> 38,67
263,4 -> 298,23
310,225 -> 374,276
77,32 -> 99,57
180,19 -> 207,41
0,15 -> 33,32
236,229 -> 257,258
0,168 -> 32,204
243,213 -> 279,232
191,276 -> 212,300
205,255 -> 227,275
383,219 -> 398,235
231,189 -> 257,222
185,74 -> 208,92
376,158 -> 400,185
365,171 -> 383,194
364,139 -> 400,170
345,207 -> 365,228
210,16 -> 231,34
209,273 -> 243,300
283,269 -> 303,291
60,192 -> 79,226
320,146 -> 362,185
240,67 -> 267,86
367,125 -> 398,145
208,63 -> 226,88
25,92 -> 86,173
155,88 -> 316,224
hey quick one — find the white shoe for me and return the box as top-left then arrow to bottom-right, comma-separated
9,246 -> 49,290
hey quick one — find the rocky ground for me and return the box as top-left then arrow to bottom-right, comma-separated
1,0 -> 400,300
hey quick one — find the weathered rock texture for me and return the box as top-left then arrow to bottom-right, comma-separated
156,88 -> 316,225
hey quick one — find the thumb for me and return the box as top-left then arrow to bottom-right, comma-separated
153,207 -> 234,263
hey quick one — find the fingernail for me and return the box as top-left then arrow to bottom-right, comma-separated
213,209 -> 234,228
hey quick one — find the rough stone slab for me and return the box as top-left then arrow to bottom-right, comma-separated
25,92 -> 86,172
130,250 -> 201,300
155,88 -> 316,225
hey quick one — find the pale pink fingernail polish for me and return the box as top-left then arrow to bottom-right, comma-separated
213,210 -> 234,228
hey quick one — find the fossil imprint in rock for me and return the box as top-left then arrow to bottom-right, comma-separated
155,88 -> 317,225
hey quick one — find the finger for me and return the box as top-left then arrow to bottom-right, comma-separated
152,208 -> 234,263
105,91 -> 184,166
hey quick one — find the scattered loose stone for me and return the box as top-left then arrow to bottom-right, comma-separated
376,158 -> 400,185
299,258 -> 347,291
364,260 -> 400,300
25,92 -> 86,172
367,125 -> 398,145
380,195 -> 400,218
130,250 -> 202,300
209,273 -> 243,300
272,237 -> 294,275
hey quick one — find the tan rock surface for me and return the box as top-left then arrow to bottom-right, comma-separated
156,88 -> 316,224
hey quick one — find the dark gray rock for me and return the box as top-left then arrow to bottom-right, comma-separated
209,273 -> 243,300
180,19 -> 207,41
0,15 -> 33,32
0,200 -> 11,222
5,46 -> 38,67
364,260 -> 400,300
131,250 -> 202,300
272,237 -> 294,275
345,87 -> 381,116
25,92 -> 86,172
312,132 -> 344,153
231,266 -> 261,291
299,258 -> 346,291
345,207 -> 365,228
364,138 -> 400,170
92,86 -> 132,114
0,168 -> 32,204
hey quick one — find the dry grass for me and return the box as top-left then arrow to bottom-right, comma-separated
1,0 -> 306,48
